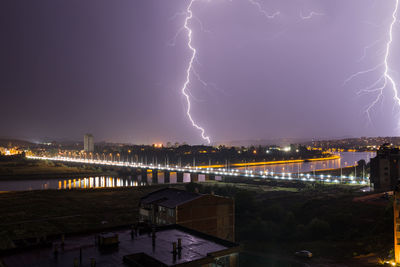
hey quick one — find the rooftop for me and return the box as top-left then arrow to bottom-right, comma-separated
1,225 -> 239,267
140,188 -> 201,208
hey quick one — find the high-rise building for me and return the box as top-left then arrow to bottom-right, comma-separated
84,134 -> 94,152
369,144 -> 400,265
394,189 -> 400,264
370,143 -> 400,191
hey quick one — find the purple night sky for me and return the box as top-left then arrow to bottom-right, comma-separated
1,0 -> 399,144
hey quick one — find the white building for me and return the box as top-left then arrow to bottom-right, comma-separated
84,134 -> 94,152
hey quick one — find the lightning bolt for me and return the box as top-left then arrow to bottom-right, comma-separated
385,0 -> 400,119
181,0 -> 211,144
344,0 -> 399,125
179,0 -> 280,143
168,11 -> 211,47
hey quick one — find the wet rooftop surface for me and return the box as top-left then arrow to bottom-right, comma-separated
1,226 -> 232,267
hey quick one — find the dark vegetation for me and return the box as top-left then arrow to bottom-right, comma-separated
185,181 -> 393,261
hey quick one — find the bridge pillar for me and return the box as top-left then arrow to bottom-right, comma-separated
131,169 -> 138,180
169,172 -> 177,183
177,172 -> 184,183
141,169 -> 147,181
164,171 -> 170,184
152,170 -> 158,184
190,173 -> 198,182
205,174 -> 215,181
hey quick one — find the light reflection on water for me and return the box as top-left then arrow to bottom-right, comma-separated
58,177 -> 143,190
236,152 -> 376,173
0,175 -> 158,192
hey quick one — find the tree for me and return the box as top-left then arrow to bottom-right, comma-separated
307,218 -> 331,239
357,159 -> 366,168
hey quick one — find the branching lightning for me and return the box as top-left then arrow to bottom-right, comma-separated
386,0 -> 400,114
178,0 -> 326,143
344,0 -> 399,124
300,11 -> 324,20
181,0 -> 211,144
248,0 -> 280,19
358,39 -> 381,62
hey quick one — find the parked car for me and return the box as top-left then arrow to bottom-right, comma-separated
295,250 -> 313,258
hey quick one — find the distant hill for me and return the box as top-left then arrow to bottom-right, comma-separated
216,138 -> 312,147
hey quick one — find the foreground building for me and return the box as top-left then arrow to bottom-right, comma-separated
139,188 -> 235,242
370,144 -> 400,191
0,225 -> 240,267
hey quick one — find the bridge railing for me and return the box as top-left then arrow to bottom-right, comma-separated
27,156 -> 369,185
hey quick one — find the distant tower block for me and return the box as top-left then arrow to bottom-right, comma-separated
84,134 -> 94,152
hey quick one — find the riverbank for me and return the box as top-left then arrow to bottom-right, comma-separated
0,158 -> 117,180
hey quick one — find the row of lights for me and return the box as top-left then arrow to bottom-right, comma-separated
28,156 -> 369,185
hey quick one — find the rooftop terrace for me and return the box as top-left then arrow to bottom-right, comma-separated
1,225 -> 239,267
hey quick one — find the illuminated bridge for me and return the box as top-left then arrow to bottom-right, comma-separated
27,156 -> 369,186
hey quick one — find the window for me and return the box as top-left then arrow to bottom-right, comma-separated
158,206 -> 166,212
167,209 -> 175,217
213,255 -> 231,267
